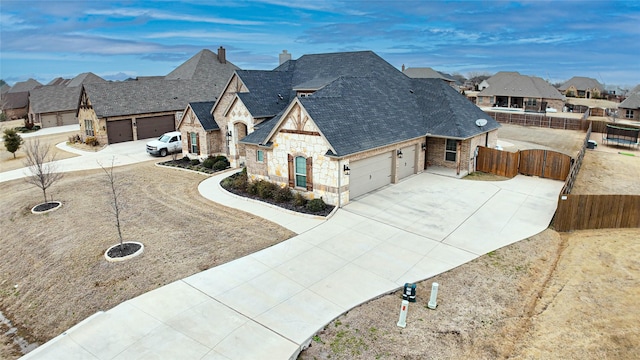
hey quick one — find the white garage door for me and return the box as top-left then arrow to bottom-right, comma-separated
349,152 -> 392,199
398,145 -> 416,180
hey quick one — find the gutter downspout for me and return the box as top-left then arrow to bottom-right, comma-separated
337,160 -> 341,208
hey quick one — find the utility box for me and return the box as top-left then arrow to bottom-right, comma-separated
402,283 -> 416,303
587,140 -> 597,149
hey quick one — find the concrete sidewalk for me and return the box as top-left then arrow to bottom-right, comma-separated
22,173 -> 564,360
1,139 -> 155,183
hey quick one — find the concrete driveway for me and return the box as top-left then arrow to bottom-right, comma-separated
22,172 -> 564,360
0,139 -> 156,183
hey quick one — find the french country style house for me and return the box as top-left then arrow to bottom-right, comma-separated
189,50 -> 500,206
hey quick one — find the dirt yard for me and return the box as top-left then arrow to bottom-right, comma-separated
0,120 -> 80,172
299,229 -> 640,359
0,163 -> 295,358
497,123 -> 587,156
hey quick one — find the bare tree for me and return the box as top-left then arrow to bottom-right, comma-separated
23,138 -> 63,204
99,158 -> 125,251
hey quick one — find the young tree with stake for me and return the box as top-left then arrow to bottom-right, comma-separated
23,138 -> 62,204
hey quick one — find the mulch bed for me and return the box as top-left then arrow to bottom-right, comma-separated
222,178 -> 334,217
106,243 -> 142,258
158,159 -> 220,174
32,202 -> 61,212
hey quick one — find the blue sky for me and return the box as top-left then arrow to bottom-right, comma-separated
1,0 -> 639,88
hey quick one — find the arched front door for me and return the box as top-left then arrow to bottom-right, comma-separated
234,122 -> 248,164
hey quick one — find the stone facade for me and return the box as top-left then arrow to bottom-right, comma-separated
177,106 -> 222,159
211,74 -> 253,167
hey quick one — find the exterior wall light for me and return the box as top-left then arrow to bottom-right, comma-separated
397,149 -> 403,158
421,142 -> 427,151
343,164 -> 350,175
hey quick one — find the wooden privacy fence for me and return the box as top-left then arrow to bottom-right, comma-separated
475,146 -> 519,177
476,147 -> 571,181
554,195 -> 640,231
484,111 -> 590,131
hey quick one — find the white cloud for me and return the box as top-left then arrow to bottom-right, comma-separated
85,8 -> 264,26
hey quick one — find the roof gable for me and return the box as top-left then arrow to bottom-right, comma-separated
619,92 -> 640,109
478,72 -> 563,99
189,101 -> 218,130
30,85 -> 82,113
559,76 -> 603,91
67,72 -> 106,87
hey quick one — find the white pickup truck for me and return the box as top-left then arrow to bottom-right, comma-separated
146,131 -> 182,157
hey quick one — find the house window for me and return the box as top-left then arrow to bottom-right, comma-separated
526,98 -> 537,107
626,110 -> 634,119
477,96 -> 483,103
295,156 -> 306,188
257,150 -> 264,162
190,132 -> 198,154
85,120 -> 94,136
445,139 -> 457,162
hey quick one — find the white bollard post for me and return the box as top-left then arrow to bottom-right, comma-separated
427,282 -> 439,309
397,300 -> 409,328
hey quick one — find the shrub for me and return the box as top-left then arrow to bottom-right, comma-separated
181,155 -> 191,162
246,180 -> 259,195
202,156 -> 216,169
256,180 -> 278,199
190,158 -> 201,166
68,134 -> 81,144
293,192 -> 307,207
85,136 -> 99,146
273,185 -> 293,203
231,174 -> 248,191
306,198 -> 327,212
213,159 -> 229,171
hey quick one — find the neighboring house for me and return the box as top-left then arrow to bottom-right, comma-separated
618,92 -> 640,121
1,84 -> 11,95
559,76 -> 604,99
78,47 -> 238,144
476,71 -> 564,111
28,72 -> 106,128
207,50 -> 499,207
402,66 -> 458,88
1,78 -> 42,120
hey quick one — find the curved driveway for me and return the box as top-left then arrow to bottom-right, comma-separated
22,161 -> 563,359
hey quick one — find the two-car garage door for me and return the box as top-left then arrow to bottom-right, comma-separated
349,153 -> 393,199
106,115 -> 175,144
136,115 -> 175,140
349,146 -> 416,199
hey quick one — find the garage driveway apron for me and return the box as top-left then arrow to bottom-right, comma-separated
22,172 -> 564,360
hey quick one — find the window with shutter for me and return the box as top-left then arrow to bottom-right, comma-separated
306,157 -> 313,191
287,154 -> 294,187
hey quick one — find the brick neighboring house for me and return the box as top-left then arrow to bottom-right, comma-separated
476,71 -> 564,111
207,50 -> 499,207
77,48 -> 238,145
28,72 -> 106,128
1,79 -> 42,120
559,76 -> 604,99
618,92 -> 640,121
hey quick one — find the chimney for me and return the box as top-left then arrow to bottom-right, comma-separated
218,46 -> 226,64
402,64 -> 405,72
279,50 -> 292,65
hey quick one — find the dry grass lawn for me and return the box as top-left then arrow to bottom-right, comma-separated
497,123 -> 587,156
0,163 -> 295,358
300,229 -> 640,359
1,120 -> 80,172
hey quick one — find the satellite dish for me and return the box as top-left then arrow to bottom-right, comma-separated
475,118 -> 488,127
